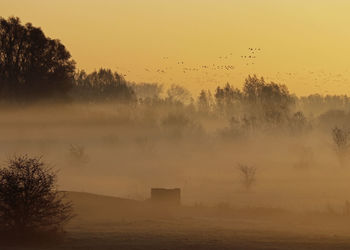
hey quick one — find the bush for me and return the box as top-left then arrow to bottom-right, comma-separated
0,155 -> 73,239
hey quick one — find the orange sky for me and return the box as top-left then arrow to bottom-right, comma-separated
2,0 -> 350,96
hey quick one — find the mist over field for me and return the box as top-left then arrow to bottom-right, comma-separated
3,81 -> 350,249
2,81 -> 350,213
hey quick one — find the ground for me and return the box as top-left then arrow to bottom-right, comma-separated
3,192 -> 350,250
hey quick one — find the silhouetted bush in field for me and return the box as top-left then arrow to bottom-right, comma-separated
0,155 -> 73,243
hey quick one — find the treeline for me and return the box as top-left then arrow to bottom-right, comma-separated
131,75 -> 350,118
71,69 -> 135,102
1,16 -> 350,124
71,69 -> 350,118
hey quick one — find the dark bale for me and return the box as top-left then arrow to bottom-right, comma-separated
151,188 -> 181,205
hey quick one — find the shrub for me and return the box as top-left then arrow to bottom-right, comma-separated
0,155 -> 73,238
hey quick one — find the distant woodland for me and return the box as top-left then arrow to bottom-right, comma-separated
1,16 -> 350,135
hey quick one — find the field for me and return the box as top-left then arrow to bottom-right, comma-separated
3,191 -> 350,250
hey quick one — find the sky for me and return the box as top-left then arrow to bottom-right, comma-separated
2,0 -> 350,96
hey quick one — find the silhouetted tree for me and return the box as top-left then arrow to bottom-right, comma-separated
214,83 -> 242,115
166,84 -> 192,105
72,69 -> 135,102
0,17 -> 76,100
0,155 -> 73,235
197,90 -> 210,113
243,75 -> 293,125
299,94 -> 350,115
289,111 -> 308,134
332,127 -> 349,161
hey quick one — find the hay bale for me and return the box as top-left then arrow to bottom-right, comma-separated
150,188 -> 181,205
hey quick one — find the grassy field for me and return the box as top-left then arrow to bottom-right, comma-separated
4,191 -> 350,250
45,229 -> 350,250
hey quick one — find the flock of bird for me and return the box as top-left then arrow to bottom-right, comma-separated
240,48 -> 262,66
147,48 -> 260,75
115,47 -> 264,85
115,47 -> 350,95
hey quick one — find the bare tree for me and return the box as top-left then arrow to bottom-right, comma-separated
332,127 -> 349,153
332,127 -> 349,164
237,164 -> 257,190
68,144 -> 88,165
0,155 -> 73,235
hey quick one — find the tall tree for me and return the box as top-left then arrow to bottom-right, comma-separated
243,75 -> 293,124
0,17 -> 75,100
